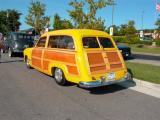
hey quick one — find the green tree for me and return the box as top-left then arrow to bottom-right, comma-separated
68,0 -> 114,30
0,9 -> 21,35
61,19 -> 73,29
126,20 -> 136,35
155,19 -> 160,29
155,19 -> 160,37
53,14 -> 73,30
68,0 -> 85,28
119,24 -> 127,35
25,1 -> 50,34
125,21 -> 138,44
53,14 -> 62,30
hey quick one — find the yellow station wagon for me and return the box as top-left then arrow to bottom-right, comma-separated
24,29 -> 130,88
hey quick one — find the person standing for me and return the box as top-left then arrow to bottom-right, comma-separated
0,42 -> 2,61
0,33 -> 3,61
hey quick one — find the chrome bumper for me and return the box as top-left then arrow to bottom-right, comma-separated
79,78 -> 128,88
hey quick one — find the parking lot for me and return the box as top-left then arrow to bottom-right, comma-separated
0,54 -> 160,120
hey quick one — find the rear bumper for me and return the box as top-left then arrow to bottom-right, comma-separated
79,73 -> 131,88
79,79 -> 127,88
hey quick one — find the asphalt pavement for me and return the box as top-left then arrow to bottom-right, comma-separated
127,52 -> 160,66
0,54 -> 160,120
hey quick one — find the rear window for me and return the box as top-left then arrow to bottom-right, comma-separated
82,37 -> 99,48
17,34 -> 34,40
98,37 -> 114,48
17,34 -> 23,39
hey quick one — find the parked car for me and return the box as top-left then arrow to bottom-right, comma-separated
24,29 -> 130,88
5,32 -> 34,57
117,45 -> 131,59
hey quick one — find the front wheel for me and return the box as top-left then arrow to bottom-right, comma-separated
1,49 -> 4,53
8,48 -> 14,57
25,57 -> 32,69
54,68 -> 67,86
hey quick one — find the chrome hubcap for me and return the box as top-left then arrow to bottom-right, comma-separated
55,68 -> 63,82
26,58 -> 30,66
9,49 -> 11,57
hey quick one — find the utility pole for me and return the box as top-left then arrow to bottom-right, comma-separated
141,11 -> 144,31
110,1 -> 116,36
111,2 -> 115,26
140,11 -> 144,39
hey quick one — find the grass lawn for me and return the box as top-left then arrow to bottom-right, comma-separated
126,62 -> 160,84
128,44 -> 160,54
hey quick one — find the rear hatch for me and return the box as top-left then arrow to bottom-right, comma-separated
83,37 -> 125,79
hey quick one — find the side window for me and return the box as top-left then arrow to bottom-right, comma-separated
82,37 -> 99,48
48,36 -> 59,48
36,37 -> 46,47
59,36 -> 74,49
48,36 -> 74,49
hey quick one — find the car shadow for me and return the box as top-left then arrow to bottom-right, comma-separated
124,56 -> 135,61
79,81 -> 136,95
81,68 -> 136,95
86,84 -> 127,95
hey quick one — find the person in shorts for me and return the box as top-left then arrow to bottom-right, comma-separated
0,33 -> 3,60
0,43 -> 2,60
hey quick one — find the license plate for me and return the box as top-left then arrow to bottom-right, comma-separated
107,73 -> 115,81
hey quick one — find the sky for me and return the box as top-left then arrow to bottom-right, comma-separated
0,0 -> 159,30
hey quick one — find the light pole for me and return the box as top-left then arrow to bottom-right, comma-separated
111,2 -> 115,26
141,11 -> 144,31
110,1 -> 116,36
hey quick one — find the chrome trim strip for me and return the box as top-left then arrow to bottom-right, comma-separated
79,78 -> 128,88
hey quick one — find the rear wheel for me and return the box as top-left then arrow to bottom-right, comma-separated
54,68 -> 67,86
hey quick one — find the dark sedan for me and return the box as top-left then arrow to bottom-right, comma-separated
5,32 -> 34,57
117,45 -> 131,59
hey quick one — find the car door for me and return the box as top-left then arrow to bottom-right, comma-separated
31,37 -> 47,70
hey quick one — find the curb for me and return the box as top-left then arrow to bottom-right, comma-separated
118,78 -> 160,99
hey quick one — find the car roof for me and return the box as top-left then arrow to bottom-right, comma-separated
9,32 -> 33,36
42,29 -> 110,37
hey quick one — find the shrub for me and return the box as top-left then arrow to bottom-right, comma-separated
112,35 -> 154,45
126,35 -> 140,44
138,41 -> 152,45
112,36 -> 127,43
136,44 -> 144,48
156,39 -> 160,46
